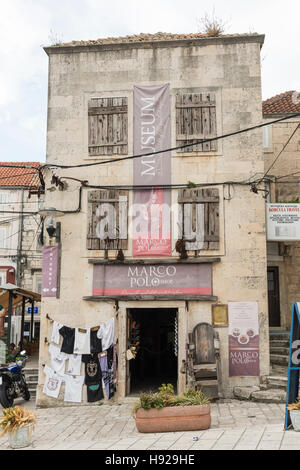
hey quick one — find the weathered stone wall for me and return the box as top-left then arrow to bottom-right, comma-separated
37,35 -> 268,406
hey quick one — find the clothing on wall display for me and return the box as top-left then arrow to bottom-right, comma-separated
59,326 -> 75,354
43,365 -> 63,399
51,321 -> 63,345
48,343 -> 67,376
63,374 -> 85,403
86,383 -> 104,403
97,318 -> 115,351
66,354 -> 82,376
74,328 -> 91,355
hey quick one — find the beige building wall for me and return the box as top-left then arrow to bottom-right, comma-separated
37,34 -> 268,407
264,116 -> 300,329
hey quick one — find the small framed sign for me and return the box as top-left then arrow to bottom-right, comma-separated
212,304 -> 228,327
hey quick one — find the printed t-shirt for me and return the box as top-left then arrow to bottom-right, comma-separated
82,353 -> 102,384
96,318 -> 115,351
51,321 -> 63,345
66,354 -> 82,376
48,343 -> 67,376
43,365 -> 63,399
63,374 -> 85,403
74,328 -> 91,355
59,326 -> 75,354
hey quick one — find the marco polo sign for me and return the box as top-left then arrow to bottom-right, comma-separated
92,263 -> 212,296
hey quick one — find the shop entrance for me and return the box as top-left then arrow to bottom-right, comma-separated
127,308 -> 178,395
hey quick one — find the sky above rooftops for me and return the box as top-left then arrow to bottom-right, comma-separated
0,0 -> 299,162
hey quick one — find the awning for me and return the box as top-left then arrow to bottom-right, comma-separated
0,283 -> 41,315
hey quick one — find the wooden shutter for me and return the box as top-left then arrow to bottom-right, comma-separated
176,93 -> 217,152
178,188 -> 219,250
88,97 -> 128,156
87,190 -> 128,250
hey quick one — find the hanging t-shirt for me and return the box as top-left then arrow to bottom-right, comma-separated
63,374 -> 85,403
66,353 -> 82,376
90,328 -> 102,355
97,318 -> 115,351
82,353 -> 102,384
86,383 -> 104,403
98,348 -> 114,399
51,321 -> 63,345
48,343 -> 67,376
74,328 -> 91,355
43,365 -> 63,399
59,326 -> 75,354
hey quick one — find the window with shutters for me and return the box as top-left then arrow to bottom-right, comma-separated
178,188 -> 219,250
87,190 -> 128,250
88,97 -> 128,156
176,93 -> 217,153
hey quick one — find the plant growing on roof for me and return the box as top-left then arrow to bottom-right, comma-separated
198,9 -> 227,37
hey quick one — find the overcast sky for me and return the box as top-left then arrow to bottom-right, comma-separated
1,0 -> 299,163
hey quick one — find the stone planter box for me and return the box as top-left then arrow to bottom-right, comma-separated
290,410 -> 300,431
135,404 -> 211,433
8,424 -> 34,449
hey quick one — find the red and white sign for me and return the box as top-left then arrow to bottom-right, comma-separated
228,302 -> 260,377
93,264 -> 212,296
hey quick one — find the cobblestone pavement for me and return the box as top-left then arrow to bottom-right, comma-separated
0,399 -> 299,450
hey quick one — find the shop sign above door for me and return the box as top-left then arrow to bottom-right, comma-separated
92,263 -> 212,296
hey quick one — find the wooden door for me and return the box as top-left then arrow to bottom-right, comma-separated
192,323 -> 215,364
268,266 -> 281,327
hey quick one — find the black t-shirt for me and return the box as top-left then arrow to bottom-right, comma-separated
82,353 -> 102,384
59,326 -> 75,354
90,329 -> 102,355
86,383 -> 104,403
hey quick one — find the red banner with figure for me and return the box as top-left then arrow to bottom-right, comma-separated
133,84 -> 171,257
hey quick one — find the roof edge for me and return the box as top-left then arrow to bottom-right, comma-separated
44,33 -> 265,55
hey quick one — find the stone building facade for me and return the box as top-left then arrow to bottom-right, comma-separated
263,91 -> 300,330
37,32 -> 269,407
0,163 -> 43,342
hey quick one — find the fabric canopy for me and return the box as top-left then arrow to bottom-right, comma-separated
0,283 -> 41,316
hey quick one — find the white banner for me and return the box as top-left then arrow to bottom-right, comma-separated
266,203 -> 300,241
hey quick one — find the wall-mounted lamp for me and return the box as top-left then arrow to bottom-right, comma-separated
39,207 -> 64,243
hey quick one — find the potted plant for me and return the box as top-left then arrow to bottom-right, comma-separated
0,406 -> 37,449
133,383 -> 211,433
288,398 -> 300,431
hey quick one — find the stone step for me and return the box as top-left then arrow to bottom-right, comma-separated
270,346 -> 290,355
269,332 -> 290,341
271,364 -> 288,376
270,354 -> 289,365
233,386 -> 286,403
269,340 -> 290,348
267,376 -> 288,390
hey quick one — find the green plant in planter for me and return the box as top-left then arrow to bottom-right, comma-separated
133,383 -> 210,414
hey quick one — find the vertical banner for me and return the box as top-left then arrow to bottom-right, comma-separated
228,302 -> 260,377
133,84 -> 171,257
42,246 -> 59,298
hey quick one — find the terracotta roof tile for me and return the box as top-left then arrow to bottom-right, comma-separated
0,162 -> 41,188
263,91 -> 300,116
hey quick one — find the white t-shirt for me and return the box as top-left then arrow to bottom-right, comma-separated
63,374 -> 85,403
97,318 -> 115,351
49,343 -> 67,376
66,354 -> 82,376
74,328 -> 91,355
43,365 -> 63,399
51,321 -> 63,345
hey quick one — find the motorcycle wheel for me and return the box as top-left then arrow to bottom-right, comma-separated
22,384 -> 30,401
0,383 -> 14,408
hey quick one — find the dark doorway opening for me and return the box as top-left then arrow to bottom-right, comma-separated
268,266 -> 281,327
128,308 -> 178,395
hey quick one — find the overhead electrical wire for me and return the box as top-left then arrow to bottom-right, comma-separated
41,112 -> 300,170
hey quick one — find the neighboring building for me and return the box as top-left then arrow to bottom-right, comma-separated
0,163 -> 43,344
263,91 -> 300,330
37,32 -> 268,407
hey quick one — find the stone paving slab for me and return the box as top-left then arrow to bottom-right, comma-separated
0,399 -> 299,450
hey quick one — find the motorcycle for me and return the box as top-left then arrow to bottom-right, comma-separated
0,350 -> 30,408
